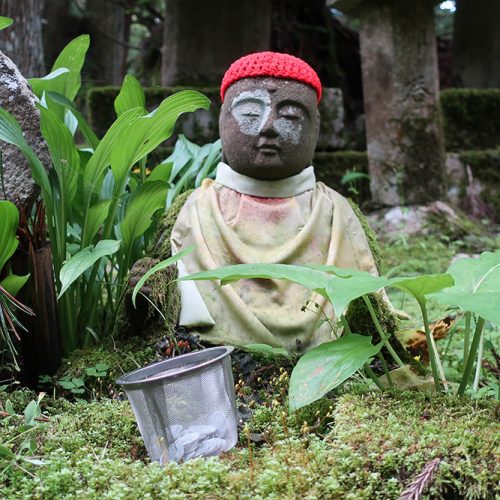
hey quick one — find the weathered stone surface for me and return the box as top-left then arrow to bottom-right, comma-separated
162,0 -> 272,86
0,51 -> 50,210
317,87 -> 345,150
366,200 -> 482,240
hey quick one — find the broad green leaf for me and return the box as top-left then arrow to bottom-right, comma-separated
288,335 -> 382,411
0,200 -> 19,269
430,251 -> 500,325
0,16 -> 13,30
29,68 -> 69,97
24,400 -> 39,425
167,134 -> 196,182
181,263 -> 331,296
58,239 -> 120,298
110,91 -> 210,188
321,267 -> 452,317
82,107 -> 145,198
132,246 -> 196,307
120,180 -> 168,249
46,92 -> 99,148
114,75 -> 146,117
0,108 -> 51,196
85,200 -> 112,246
1,274 -> 30,296
341,171 -> 370,185
29,35 -> 89,119
0,445 -> 15,458
166,154 -> 205,207
323,268 -> 392,317
391,273 -> 454,303
49,34 -> 89,101
243,343 -> 291,359
195,139 -> 221,187
38,104 -> 80,205
147,161 -> 173,183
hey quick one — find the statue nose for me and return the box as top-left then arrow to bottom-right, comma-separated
260,110 -> 279,137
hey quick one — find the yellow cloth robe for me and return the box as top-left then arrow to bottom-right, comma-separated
171,163 -> 378,352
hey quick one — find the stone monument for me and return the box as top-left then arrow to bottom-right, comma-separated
124,52 -> 396,353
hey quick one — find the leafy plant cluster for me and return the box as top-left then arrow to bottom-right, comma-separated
171,249 -> 500,409
39,362 -> 110,401
0,35 -> 216,356
0,392 -> 46,478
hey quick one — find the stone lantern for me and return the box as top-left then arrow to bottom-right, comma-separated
329,0 -> 446,206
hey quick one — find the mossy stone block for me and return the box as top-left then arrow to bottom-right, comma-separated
441,88 -> 500,151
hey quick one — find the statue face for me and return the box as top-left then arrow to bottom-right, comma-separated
219,77 -> 320,180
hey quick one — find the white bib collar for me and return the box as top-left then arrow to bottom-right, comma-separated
214,162 -> 316,198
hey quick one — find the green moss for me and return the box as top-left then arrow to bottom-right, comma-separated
441,89 -> 500,151
153,189 -> 194,260
349,198 -> 381,272
1,392 -> 497,498
55,336 -> 157,392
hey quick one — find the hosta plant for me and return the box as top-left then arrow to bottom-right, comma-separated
0,35 -> 211,354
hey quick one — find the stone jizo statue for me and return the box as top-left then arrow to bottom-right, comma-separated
122,52 -> 397,354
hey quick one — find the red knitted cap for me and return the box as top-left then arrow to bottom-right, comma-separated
221,52 -> 322,103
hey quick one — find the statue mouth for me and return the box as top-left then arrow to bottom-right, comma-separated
257,142 -> 280,154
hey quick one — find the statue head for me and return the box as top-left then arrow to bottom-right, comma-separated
219,52 -> 322,181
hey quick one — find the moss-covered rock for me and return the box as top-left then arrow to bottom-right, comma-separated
54,336 -> 157,394
441,88 -> 500,151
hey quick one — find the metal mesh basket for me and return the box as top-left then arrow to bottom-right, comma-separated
116,346 -> 237,464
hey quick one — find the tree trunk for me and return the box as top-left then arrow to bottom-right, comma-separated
42,0 -> 71,69
13,245 -> 61,388
0,0 -> 45,77
87,0 -> 127,85
454,0 -> 500,87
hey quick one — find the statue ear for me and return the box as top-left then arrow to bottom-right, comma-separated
314,109 -> 321,143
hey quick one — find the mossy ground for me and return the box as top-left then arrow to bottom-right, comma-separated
1,236 -> 499,498
0,389 -> 498,499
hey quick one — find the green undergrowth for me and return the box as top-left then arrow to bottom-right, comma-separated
0,390 -> 497,499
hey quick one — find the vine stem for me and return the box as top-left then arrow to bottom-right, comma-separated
472,328 -> 484,391
419,299 -> 446,392
458,316 -> 485,396
464,312 -> 471,366
362,295 -> 405,368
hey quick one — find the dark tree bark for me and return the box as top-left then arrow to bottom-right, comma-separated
271,0 -> 342,88
87,0 -> 127,85
0,0 -> 45,77
454,0 -> 500,88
